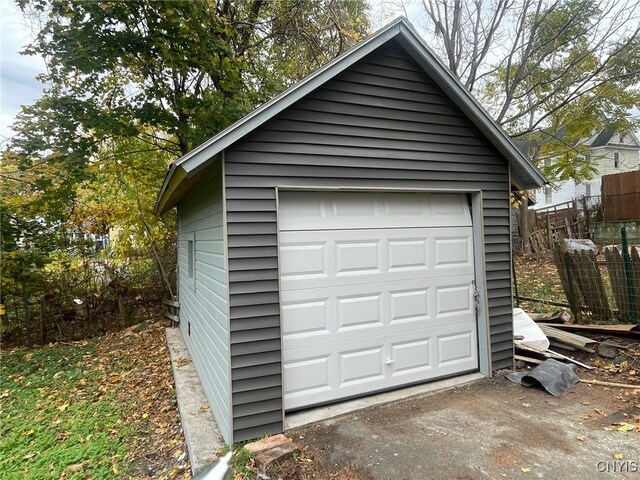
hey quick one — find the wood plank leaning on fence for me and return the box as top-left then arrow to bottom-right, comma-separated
552,245 -> 612,323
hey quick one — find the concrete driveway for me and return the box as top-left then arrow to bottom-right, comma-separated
277,375 -> 639,479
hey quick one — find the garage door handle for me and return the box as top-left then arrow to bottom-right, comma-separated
385,358 -> 395,365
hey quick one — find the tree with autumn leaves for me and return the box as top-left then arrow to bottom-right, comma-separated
1,0 -> 370,341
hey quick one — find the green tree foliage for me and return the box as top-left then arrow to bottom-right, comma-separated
2,0 -> 369,340
11,0 -> 369,191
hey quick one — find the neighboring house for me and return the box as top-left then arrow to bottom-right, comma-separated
535,128 -> 640,209
154,18 -> 545,444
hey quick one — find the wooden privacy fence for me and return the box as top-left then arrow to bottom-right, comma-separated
553,244 -> 640,323
602,170 -> 640,221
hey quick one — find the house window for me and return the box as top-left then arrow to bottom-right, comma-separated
614,152 -> 620,168
544,187 -> 552,204
187,239 -> 195,279
585,183 -> 591,197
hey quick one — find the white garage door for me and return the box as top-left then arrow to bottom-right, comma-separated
278,191 -> 478,410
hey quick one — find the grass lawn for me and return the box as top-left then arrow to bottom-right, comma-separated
513,255 -> 566,314
0,321 -> 190,479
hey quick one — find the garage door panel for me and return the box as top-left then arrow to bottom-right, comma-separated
281,276 -> 475,349
281,298 -> 330,336
283,324 -> 478,409
279,227 -> 473,291
437,332 -> 475,366
335,241 -> 382,276
283,355 -> 332,396
435,283 -> 474,316
337,293 -> 383,330
339,346 -> 385,386
279,242 -> 328,279
433,236 -> 473,268
279,191 -> 478,411
279,191 -> 471,230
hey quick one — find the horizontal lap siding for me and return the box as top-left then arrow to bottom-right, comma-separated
225,40 -> 513,442
177,161 -> 232,443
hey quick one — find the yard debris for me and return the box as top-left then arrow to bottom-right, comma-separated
514,355 -> 543,366
507,359 -> 580,396
513,309 -> 550,351
538,323 -> 639,337
598,343 -> 619,359
564,239 -> 597,252
578,379 -> 640,390
537,324 -> 597,352
528,310 -> 574,324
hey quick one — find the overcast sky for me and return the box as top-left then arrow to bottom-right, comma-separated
0,0 -> 48,145
0,0 -> 637,147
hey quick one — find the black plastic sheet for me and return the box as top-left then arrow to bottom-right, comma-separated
507,359 -> 580,396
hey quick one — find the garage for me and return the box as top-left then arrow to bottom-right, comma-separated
154,17 -> 546,444
279,191 -> 478,409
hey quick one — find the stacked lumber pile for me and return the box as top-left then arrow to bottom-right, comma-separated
514,309 -> 639,389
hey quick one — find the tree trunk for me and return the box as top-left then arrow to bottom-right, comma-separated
22,288 -> 31,346
40,295 -> 46,344
521,191 -> 531,254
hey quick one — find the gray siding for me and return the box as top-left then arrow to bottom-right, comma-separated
225,40 -> 513,442
177,161 -> 232,443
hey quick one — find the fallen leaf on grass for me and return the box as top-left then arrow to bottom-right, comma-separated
581,400 -> 591,406
23,453 -> 37,460
57,403 -> 69,412
110,374 -> 121,383
142,413 -> 149,419
67,461 -> 90,473
521,467 -> 531,473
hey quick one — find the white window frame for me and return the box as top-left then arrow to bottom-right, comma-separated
187,233 -> 196,290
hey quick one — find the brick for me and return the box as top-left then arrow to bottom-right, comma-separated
244,434 -> 291,455
254,442 -> 300,471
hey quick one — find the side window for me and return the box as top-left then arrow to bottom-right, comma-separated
187,234 -> 196,289
544,187 -> 552,204
585,183 -> 591,197
614,152 -> 620,168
